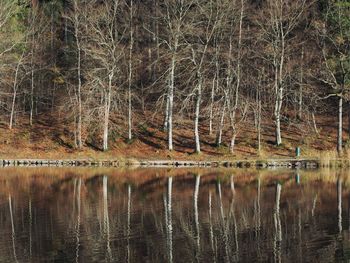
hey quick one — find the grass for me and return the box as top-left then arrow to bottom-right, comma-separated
0,111 -> 348,164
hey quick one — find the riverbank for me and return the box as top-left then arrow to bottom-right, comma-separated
0,157 -> 345,168
1,112 -> 349,169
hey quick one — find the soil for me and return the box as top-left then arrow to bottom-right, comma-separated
0,110 -> 344,160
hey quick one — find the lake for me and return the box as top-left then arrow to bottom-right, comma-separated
0,167 -> 348,262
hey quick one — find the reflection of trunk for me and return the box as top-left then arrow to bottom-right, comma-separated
337,178 -> 342,233
228,185 -> 239,261
194,175 -> 201,258
298,207 -> 302,262
9,195 -> 18,263
255,177 -> 261,234
311,194 -> 317,217
208,191 -> 216,263
103,176 -> 112,260
217,181 -> 230,262
127,185 -> 131,263
295,171 -> 300,184
230,175 -> 235,194
75,178 -> 81,263
273,184 -> 282,263
29,199 -> 32,258
164,177 -> 173,263
255,177 -> 261,258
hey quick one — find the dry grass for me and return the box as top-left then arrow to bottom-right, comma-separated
0,111 -> 347,162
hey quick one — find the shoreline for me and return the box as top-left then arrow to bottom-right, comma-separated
0,158 -> 323,168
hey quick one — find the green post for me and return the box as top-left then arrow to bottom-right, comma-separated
295,147 -> 301,158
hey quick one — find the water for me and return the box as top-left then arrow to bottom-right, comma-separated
0,167 -> 349,262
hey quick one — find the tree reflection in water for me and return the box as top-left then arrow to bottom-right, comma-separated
0,168 -> 349,262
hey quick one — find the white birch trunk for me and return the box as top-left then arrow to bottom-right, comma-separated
127,0 -> 133,141
194,80 -> 202,153
194,175 -> 200,257
297,47 -> 304,119
209,77 -> 215,135
9,56 -> 22,130
209,47 -> 220,136
103,73 -> 113,151
167,54 -> 175,151
230,132 -> 237,154
228,0 -> 244,153
257,88 -> 262,153
163,93 -> 170,131
30,25 -> 35,126
337,95 -> 343,154
74,1 -> 83,149
337,178 -> 342,233
215,98 -> 226,146
312,112 -> 319,135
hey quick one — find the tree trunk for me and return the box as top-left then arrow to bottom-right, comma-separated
210,47 -> 220,136
163,87 -> 169,131
230,132 -> 237,154
9,56 -> 21,130
215,98 -> 226,146
167,54 -> 175,151
194,81 -> 202,153
30,26 -> 35,126
257,92 -> 262,154
337,96 -> 343,154
297,47 -> 304,119
275,109 -> 282,146
73,0 -> 83,149
30,67 -> 34,126
103,73 -> 112,151
348,102 -> 350,139
209,77 -> 215,135
127,0 -> 133,141
9,90 -> 17,130
312,112 -> 319,135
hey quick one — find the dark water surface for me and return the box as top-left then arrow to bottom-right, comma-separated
0,168 -> 349,262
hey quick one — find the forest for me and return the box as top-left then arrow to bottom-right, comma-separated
0,0 -> 349,158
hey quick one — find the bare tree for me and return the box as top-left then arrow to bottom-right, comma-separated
127,0 -> 134,141
189,0 -> 219,153
71,0 -> 84,149
83,0 -> 124,151
259,0 -> 307,145
227,0 -> 245,153
163,0 -> 192,151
